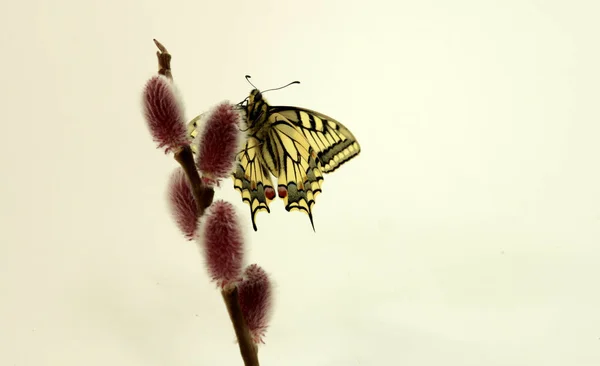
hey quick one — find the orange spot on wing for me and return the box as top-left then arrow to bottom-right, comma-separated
265,187 -> 275,200
277,186 -> 288,198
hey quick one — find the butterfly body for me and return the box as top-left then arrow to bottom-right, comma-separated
191,88 -> 361,231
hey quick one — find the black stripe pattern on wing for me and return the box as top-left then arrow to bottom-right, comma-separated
232,137 -> 274,231
262,120 -> 324,230
269,107 -> 361,173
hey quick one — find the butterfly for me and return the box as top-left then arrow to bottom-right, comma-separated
189,78 -> 361,231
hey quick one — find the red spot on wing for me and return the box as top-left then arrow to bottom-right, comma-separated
277,186 -> 288,198
265,187 -> 276,200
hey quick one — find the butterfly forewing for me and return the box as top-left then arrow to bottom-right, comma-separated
271,107 -> 361,173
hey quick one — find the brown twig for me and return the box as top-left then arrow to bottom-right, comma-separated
154,39 -> 259,366
222,286 -> 260,366
154,39 -> 173,80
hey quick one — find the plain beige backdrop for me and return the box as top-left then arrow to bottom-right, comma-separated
1,0 -> 599,365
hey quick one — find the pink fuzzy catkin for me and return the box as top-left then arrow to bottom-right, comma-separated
167,167 -> 198,240
197,200 -> 245,287
195,102 -> 245,184
238,264 -> 273,344
142,75 -> 188,153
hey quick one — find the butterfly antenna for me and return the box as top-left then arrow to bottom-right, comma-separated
262,80 -> 301,94
245,75 -> 258,89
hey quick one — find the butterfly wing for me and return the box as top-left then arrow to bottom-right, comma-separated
187,114 -> 202,153
232,136 -> 276,231
260,118 -> 324,230
269,107 -> 361,173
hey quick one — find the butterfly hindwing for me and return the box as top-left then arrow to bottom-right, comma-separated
260,119 -> 324,229
282,150 -> 323,229
269,107 -> 361,173
233,136 -> 275,231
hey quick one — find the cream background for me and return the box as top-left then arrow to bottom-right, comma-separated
1,0 -> 599,365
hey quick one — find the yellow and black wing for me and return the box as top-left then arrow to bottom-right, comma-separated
187,113 -> 203,154
269,107 -> 361,173
233,136 -> 276,231
260,118 -> 324,230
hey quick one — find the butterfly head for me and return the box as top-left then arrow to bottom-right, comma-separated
240,76 -> 300,133
245,89 -> 269,129
248,88 -> 263,105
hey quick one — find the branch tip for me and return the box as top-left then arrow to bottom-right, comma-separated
153,38 -> 168,53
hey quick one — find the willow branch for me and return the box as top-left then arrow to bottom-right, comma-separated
153,39 -> 213,216
153,39 -> 258,366
222,286 -> 260,366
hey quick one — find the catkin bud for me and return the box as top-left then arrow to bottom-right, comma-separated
167,167 -> 198,240
238,264 -> 273,344
142,75 -> 188,153
194,102 -> 246,185
197,200 -> 245,286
